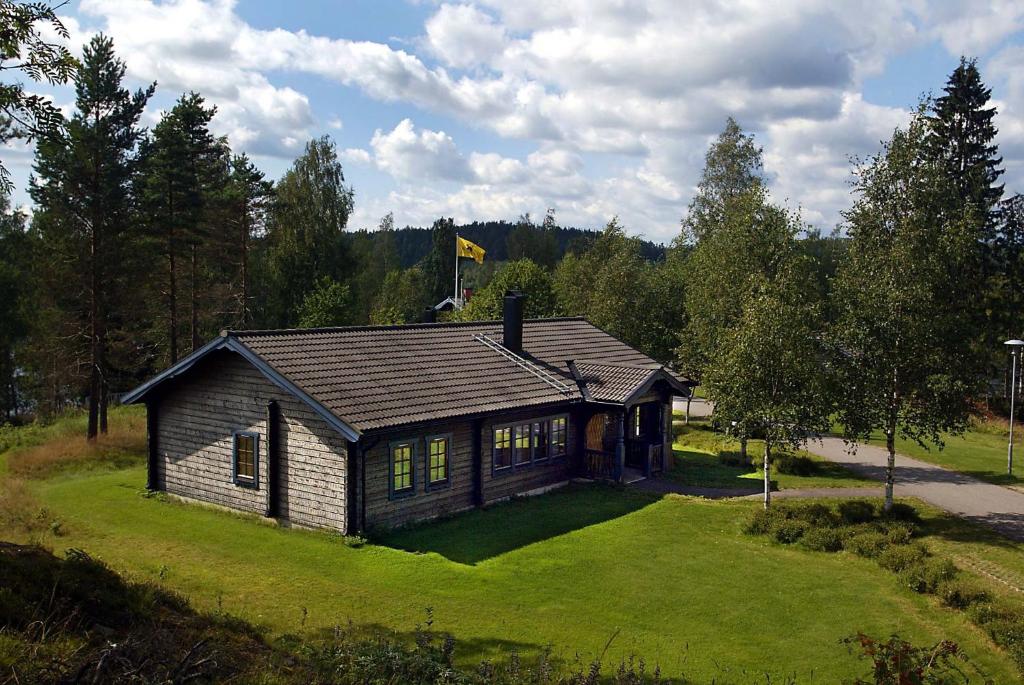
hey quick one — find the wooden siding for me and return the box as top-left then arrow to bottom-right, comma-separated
362,405 -> 577,530
156,351 -> 349,532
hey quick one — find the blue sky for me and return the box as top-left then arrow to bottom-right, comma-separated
5,0 -> 1024,244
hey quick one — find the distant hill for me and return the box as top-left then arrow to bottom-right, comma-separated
383,220 -> 666,268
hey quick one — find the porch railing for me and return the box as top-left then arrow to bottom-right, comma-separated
583,449 -> 616,480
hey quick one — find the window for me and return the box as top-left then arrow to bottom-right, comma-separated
634,407 -> 642,437
550,417 -> 567,458
532,421 -> 549,461
233,432 -> 258,486
427,436 -> 449,485
392,442 -> 414,495
514,423 -> 532,465
494,427 -> 512,469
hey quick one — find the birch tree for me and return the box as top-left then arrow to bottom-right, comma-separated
833,110 -> 981,510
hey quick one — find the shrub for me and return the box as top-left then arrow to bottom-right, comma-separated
882,521 -> 916,546
838,500 -> 877,525
898,558 -> 958,594
784,502 -> 838,528
774,453 -> 819,476
880,502 -> 919,523
936,578 -> 990,610
985,617 -> 1024,672
799,527 -> 844,552
844,531 -> 890,559
744,507 -> 787,535
877,544 -> 928,573
770,519 -> 810,544
843,632 -> 969,685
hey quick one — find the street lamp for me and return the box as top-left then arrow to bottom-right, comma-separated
1005,339 -> 1024,476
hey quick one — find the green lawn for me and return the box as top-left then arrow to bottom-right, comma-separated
858,419 -> 1024,491
0,463 -> 1012,682
670,422 -> 876,491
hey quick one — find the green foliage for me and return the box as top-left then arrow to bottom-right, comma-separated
832,107 -> 983,509
297,277 -> 353,328
455,259 -> 558,321
877,544 -> 928,573
370,267 -> 431,325
838,500 -> 877,525
553,219 -> 681,361
845,531 -> 890,559
898,557 -> 958,595
773,453 -> 818,476
30,34 -> 154,437
505,211 -> 559,269
422,216 -> 457,303
935,578 -> 990,610
255,136 -> 354,327
799,527 -> 844,552
769,518 -> 809,544
680,117 -> 764,245
0,0 -> 78,192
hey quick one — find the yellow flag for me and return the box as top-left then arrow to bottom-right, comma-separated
457,236 -> 486,264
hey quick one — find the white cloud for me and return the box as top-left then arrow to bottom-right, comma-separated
424,4 -> 507,69
28,0 -> 1024,241
370,119 -> 473,182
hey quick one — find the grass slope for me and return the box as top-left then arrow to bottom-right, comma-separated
1,410 -> 1020,681
670,422 -> 875,491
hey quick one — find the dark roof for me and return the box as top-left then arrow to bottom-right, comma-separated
572,361 -> 663,404
125,317 -> 693,437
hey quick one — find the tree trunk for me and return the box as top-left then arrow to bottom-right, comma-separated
763,440 -> 771,509
167,185 -> 178,364
88,223 -> 99,441
685,395 -> 691,425
740,437 -> 748,463
884,428 -> 896,511
190,242 -> 200,352
240,196 -> 249,327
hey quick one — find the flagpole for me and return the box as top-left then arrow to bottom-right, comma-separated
454,232 -> 460,309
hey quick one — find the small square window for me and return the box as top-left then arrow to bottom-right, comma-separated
427,436 -> 449,484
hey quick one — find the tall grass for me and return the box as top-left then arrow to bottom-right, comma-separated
2,405 -> 146,479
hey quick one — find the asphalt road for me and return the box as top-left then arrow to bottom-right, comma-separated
805,436 -> 1024,542
670,395 -> 1024,541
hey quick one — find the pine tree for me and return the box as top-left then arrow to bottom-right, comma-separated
226,154 -> 273,328
139,93 -> 227,361
30,34 -> 153,438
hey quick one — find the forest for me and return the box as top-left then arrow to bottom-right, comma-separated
1,3 -> 1022,496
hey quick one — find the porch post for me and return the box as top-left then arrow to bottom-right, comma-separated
614,410 -> 625,482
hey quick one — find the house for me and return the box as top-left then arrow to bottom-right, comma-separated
123,292 -> 694,533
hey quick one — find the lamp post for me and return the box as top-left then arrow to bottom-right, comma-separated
1006,339 -> 1024,476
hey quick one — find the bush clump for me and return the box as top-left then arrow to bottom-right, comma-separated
770,518 -> 810,544
773,453 -> 818,476
877,543 -> 928,573
799,526 -> 844,552
898,557 -> 958,594
936,578 -> 990,610
744,507 -> 787,535
882,521 -> 916,545
844,531 -> 890,559
838,500 -> 877,525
